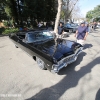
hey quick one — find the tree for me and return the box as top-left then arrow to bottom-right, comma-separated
54,0 -> 62,34
1,0 -> 21,26
86,5 -> 100,22
86,10 -> 93,21
54,0 -> 79,35
0,3 -> 7,21
71,5 -> 80,18
1,0 -> 57,27
61,0 -> 79,22
23,0 -> 56,22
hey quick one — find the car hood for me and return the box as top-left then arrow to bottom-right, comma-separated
29,39 -> 81,61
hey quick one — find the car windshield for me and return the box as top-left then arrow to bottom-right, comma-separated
27,31 -> 54,43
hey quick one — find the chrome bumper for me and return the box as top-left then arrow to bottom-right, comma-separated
51,47 -> 83,73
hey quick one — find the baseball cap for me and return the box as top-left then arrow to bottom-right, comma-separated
81,21 -> 85,24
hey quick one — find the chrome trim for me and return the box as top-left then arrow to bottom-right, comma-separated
57,47 -> 81,65
51,47 -> 83,73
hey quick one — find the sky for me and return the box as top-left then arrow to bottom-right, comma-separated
79,0 -> 100,17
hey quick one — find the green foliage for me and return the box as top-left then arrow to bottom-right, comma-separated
0,27 -> 5,34
86,10 -> 93,19
3,21 -> 8,27
86,10 -> 93,22
2,28 -> 18,35
0,0 -> 57,27
0,3 -> 7,21
5,6 -> 12,17
23,0 -> 56,22
86,5 -> 100,21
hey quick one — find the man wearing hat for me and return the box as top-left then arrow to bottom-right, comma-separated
75,22 -> 88,46
57,22 -> 64,38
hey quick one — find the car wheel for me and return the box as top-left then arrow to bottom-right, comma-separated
15,45 -> 18,48
36,57 -> 47,70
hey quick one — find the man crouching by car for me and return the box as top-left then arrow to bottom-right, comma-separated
75,22 -> 88,46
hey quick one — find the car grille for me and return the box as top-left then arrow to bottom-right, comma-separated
63,56 -> 74,62
52,47 -> 83,73
57,47 -> 82,65
57,55 -> 74,65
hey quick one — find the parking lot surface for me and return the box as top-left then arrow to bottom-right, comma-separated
0,29 -> 100,100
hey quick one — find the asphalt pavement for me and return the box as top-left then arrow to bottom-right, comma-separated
0,29 -> 100,100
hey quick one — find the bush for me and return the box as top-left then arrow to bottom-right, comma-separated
2,28 -> 18,35
3,21 -> 8,27
0,27 -> 5,35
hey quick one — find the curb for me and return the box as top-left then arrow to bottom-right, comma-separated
0,34 -> 9,37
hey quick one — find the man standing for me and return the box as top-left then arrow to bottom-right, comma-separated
75,22 -> 88,46
57,22 -> 64,38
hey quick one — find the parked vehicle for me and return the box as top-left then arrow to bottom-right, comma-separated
63,23 -> 78,33
9,29 -> 83,73
96,24 -> 100,28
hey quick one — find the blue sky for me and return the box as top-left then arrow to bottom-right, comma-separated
79,0 -> 100,17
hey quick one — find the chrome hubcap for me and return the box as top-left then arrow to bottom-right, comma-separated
37,57 -> 44,68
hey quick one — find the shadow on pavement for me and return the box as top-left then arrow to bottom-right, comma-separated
95,88 -> 100,100
0,34 -> 8,37
26,52 -> 100,100
94,29 -> 100,32
83,44 -> 93,50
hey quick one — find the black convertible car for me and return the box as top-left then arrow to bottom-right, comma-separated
9,29 -> 83,73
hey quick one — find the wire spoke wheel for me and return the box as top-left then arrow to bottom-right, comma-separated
36,57 -> 46,70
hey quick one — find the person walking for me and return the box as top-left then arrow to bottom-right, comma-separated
75,22 -> 88,46
91,22 -> 94,32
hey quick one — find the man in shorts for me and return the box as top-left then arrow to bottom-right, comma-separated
75,22 -> 88,46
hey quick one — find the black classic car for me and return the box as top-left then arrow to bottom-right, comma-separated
9,29 -> 83,73
63,23 -> 78,33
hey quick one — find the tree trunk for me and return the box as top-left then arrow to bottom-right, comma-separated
54,0 -> 62,35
